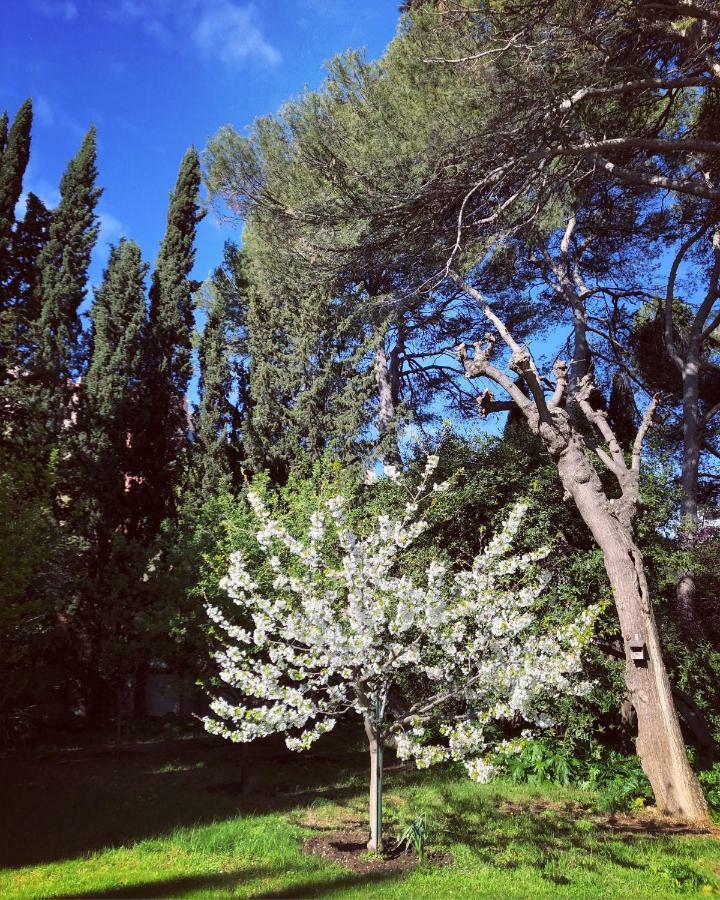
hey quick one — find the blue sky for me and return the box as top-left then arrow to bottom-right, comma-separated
0,0 -> 399,288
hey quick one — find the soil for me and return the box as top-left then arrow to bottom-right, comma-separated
602,810 -> 720,838
303,828 -> 452,874
499,799 -> 720,838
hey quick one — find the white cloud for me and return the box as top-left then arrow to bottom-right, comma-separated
32,0 -> 78,22
14,178 -> 61,220
98,211 -> 126,242
193,1 -> 280,66
34,96 -> 55,128
108,0 -> 279,67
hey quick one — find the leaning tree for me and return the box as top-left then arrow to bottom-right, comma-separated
204,0 -> 720,820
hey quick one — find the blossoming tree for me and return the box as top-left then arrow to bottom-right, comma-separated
204,459 -> 597,851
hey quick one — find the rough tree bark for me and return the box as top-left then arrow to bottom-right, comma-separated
374,332 -> 403,465
454,274 -> 710,823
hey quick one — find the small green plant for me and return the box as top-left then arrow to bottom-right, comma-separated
396,815 -> 428,861
699,763 -> 720,817
496,738 -> 654,811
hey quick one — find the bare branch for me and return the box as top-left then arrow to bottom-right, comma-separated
423,32 -> 527,64
548,360 -> 567,408
456,342 -> 533,415
666,226 -> 708,369
632,395 -> 659,474
594,154 -> 720,201
576,375 -> 628,475
559,75 -> 720,110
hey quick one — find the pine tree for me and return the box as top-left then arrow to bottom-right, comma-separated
244,240 -> 371,483
0,99 -> 32,259
140,147 -> 203,532
33,126 -> 101,425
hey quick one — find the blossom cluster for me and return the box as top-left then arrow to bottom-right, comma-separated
204,458 -> 598,781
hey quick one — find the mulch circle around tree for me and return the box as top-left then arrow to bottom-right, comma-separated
303,829 -> 452,874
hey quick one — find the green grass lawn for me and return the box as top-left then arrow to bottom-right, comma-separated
1,726 -> 719,898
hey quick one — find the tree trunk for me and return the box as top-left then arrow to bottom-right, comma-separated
364,714 -> 384,851
677,352 -> 702,633
555,440 -> 709,821
374,344 -> 400,465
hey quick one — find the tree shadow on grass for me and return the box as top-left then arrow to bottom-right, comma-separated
1,726 -> 370,870
60,865 -> 404,899
60,868 -> 273,898
433,788 -> 666,886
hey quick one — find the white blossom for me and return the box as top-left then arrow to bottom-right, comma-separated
204,468 -> 598,780
383,463 -> 401,483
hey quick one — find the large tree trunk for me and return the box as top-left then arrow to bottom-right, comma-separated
364,715 -> 384,851
555,439 -> 709,821
455,275 -> 710,824
374,342 -> 401,465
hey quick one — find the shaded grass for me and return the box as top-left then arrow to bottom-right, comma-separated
1,726 -> 719,898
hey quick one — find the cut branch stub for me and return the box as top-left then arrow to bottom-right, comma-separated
477,388 -> 496,418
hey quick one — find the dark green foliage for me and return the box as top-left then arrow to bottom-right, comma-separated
140,148 -> 203,532
0,448 -> 87,740
33,126 -> 101,414
243,240 -> 373,483
4,192 -> 52,360
194,242 -> 249,495
0,110 -> 9,159
698,763 -> 720,817
630,300 -> 720,407
83,238 -> 148,536
0,100 -> 34,363
607,371 -> 637,451
0,99 -> 32,258
196,289 -> 234,492
496,738 -> 653,811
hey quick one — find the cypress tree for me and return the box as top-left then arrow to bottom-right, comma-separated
195,286 -> 233,494
5,193 -> 52,359
73,240 -> 151,722
83,238 -> 148,539
0,99 -> 32,259
194,241 -> 250,494
140,147 -> 203,531
33,126 -> 101,423
0,111 -> 9,162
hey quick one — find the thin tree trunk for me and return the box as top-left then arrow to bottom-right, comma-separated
677,351 -> 702,633
556,442 -> 709,821
364,714 -> 384,851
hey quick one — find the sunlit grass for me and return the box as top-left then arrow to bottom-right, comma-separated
2,729 -> 719,898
